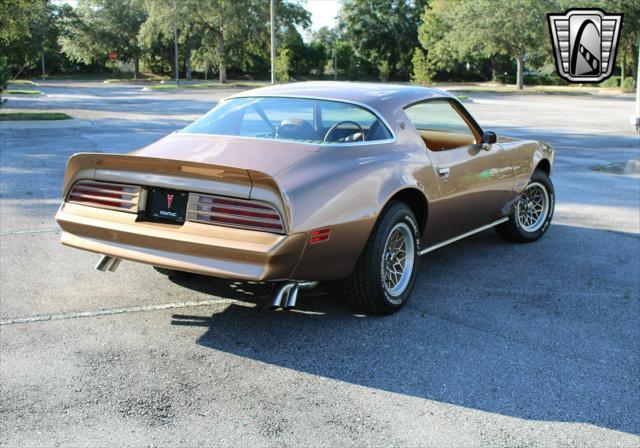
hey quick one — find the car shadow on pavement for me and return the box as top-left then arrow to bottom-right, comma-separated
166,223 -> 639,436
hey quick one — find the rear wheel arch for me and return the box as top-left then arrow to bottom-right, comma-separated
342,201 -> 421,314
386,188 -> 428,237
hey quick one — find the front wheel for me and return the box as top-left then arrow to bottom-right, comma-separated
496,170 -> 554,243
342,201 -> 420,315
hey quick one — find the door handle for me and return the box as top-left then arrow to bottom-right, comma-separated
438,167 -> 450,178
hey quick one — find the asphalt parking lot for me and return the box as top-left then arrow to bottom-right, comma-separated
1,82 -> 639,447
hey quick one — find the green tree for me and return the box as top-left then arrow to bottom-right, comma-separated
60,0 -> 146,78
608,0 -> 640,86
447,0 -> 556,89
140,0 -> 204,79
276,47 -> 292,82
413,0 -> 461,83
141,0 -> 309,83
0,0 -> 69,79
0,56 -> 8,104
309,26 -> 335,52
310,26 -> 337,76
339,0 -> 427,80
305,41 -> 328,75
411,48 -> 430,84
280,27 -> 306,75
250,0 -> 311,78
0,0 -> 42,45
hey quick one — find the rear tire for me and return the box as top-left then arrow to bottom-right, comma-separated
496,170 -> 554,243
342,201 -> 420,315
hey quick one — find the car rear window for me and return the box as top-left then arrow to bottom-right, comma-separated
180,97 -> 393,144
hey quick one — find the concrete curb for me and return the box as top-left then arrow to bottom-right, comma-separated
624,158 -> 640,175
0,118 -> 93,130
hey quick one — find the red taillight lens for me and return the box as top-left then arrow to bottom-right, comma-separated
67,181 -> 143,212
187,193 -> 285,234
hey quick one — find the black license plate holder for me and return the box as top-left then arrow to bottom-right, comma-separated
146,188 -> 188,224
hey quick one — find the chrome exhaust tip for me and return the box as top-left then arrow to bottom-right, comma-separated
107,258 -> 121,272
270,283 -> 294,310
284,284 -> 299,308
269,281 -> 318,310
95,255 -> 121,272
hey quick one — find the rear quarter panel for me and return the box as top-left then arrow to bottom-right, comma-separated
498,137 -> 554,193
280,138 -> 432,281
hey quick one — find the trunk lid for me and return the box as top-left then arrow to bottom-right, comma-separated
132,133 -> 320,178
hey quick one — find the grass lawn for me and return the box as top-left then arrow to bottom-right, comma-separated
105,78 -> 161,83
104,74 -> 171,83
3,89 -> 43,95
145,81 -> 268,90
444,84 -> 631,96
8,80 -> 37,85
0,112 -> 72,121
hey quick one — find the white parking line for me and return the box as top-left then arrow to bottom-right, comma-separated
0,298 -> 237,325
0,228 -> 60,236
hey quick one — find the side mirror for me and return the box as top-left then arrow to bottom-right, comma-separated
482,131 -> 497,144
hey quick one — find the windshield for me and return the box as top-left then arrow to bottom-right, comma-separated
180,97 -> 393,144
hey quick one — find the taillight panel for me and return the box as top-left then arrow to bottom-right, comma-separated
66,181 -> 285,234
187,193 -> 285,234
67,181 -> 145,213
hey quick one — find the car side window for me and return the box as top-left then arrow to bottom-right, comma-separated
404,100 -> 479,151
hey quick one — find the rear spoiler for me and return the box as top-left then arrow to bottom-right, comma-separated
62,153 -> 270,200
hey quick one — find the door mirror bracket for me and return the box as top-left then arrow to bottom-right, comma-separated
482,131 -> 497,144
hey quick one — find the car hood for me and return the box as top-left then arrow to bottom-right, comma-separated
131,133 -> 320,178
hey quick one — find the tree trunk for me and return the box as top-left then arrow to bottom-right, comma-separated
620,52 -> 626,87
631,43 -> 638,87
185,47 -> 192,80
217,33 -> 227,83
516,53 -> 524,90
133,54 -> 140,80
219,62 -> 227,84
491,67 -> 497,82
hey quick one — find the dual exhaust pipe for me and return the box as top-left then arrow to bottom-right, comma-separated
95,255 -> 121,272
96,254 -> 316,310
270,281 -> 318,310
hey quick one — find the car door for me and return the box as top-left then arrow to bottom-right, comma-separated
404,99 -> 515,244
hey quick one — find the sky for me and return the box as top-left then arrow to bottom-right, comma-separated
305,0 -> 341,31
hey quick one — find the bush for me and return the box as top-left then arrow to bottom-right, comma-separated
598,76 -> 636,91
411,48 -> 432,85
599,76 -> 620,88
377,60 -> 391,82
276,48 -> 292,83
0,56 -> 9,107
346,58 -> 360,81
622,77 -> 636,92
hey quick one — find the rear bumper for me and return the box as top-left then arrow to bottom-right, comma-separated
56,203 -> 307,281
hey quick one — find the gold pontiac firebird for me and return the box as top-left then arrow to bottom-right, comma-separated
56,82 -> 554,314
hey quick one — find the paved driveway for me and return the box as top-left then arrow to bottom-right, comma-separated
1,82 -> 639,447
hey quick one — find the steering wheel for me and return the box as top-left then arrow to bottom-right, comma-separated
323,120 -> 365,143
